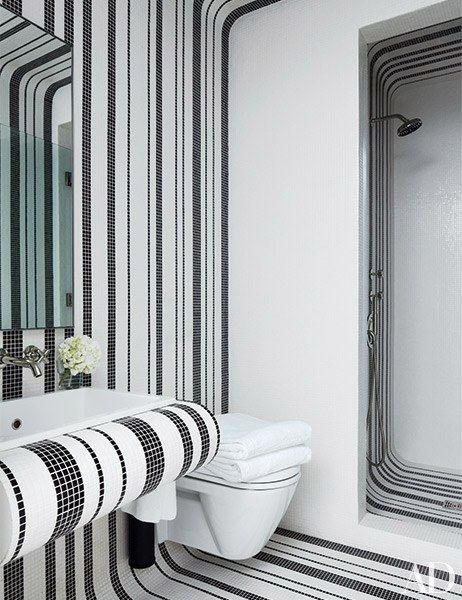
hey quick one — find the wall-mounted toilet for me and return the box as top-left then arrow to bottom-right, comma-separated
157,465 -> 301,560
126,412 -> 311,567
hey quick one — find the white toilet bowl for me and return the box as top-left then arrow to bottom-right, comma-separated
157,466 -> 301,560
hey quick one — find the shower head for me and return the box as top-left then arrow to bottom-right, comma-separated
396,117 -> 422,136
370,113 -> 422,137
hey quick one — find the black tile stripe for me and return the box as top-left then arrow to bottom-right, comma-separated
44,0 -> 54,34
156,408 -> 194,477
0,18 -> 27,40
254,551 -> 416,600
64,0 -> 73,44
44,540 -> 56,600
126,0 -> 131,393
186,545 -> 363,600
108,513 -> 134,600
159,543 -> 265,600
192,1 -> 204,404
2,1 -> 22,16
2,331 -> 23,401
0,14 -> 17,28
81,0 -> 92,388
130,566 -> 170,599
147,0 -> 151,394
174,0 -> 179,400
65,534 -> 76,600
83,524 -> 97,600
66,433 -> 105,521
262,543 -> 447,598
276,528 -> 462,583
2,558 -> 24,600
25,440 -> 85,540
155,0 -> 163,395
92,428 -> 127,508
170,403 -> 215,466
184,541 -> 461,600
115,416 -> 165,495
0,460 -> 26,561
181,0 -> 186,402
107,0 -> 116,391
154,544 -> 230,600
44,328 -> 55,393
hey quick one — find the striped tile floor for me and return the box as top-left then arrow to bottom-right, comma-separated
106,520 -> 462,599
2,513 -> 461,599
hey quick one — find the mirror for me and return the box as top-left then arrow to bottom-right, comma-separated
0,6 -> 73,330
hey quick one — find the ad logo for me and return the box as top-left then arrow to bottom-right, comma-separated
408,563 -> 455,595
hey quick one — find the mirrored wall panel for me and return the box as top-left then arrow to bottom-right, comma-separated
0,6 -> 73,330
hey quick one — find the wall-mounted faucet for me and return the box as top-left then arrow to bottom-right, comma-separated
0,345 -> 50,378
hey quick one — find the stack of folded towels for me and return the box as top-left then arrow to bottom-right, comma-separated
198,413 -> 312,483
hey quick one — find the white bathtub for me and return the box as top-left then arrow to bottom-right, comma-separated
0,388 -> 173,450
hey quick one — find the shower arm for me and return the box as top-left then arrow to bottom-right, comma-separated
370,114 -> 408,125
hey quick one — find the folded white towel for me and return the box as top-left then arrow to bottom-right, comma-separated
200,445 -> 311,483
215,413 -> 312,460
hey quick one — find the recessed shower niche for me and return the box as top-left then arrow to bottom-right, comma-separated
365,17 -> 462,537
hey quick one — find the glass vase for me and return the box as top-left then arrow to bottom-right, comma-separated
57,357 -> 83,390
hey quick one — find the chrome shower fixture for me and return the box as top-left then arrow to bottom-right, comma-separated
370,113 -> 422,136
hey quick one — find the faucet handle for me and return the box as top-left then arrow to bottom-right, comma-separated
23,345 -> 50,364
41,348 -> 51,364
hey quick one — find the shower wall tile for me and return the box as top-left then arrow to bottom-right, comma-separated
367,17 -> 462,532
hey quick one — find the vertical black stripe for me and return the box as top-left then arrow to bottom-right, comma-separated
64,0 -> 74,45
174,0 -> 179,399
82,0 -> 92,387
2,330 -> 23,400
2,0 -> 22,16
3,559 -> 24,600
44,328 -> 55,393
147,0 -> 152,394
107,0 -> 116,390
181,0 -> 186,400
126,0 -> 131,392
155,0 -> 163,395
83,524 -> 97,599
192,1 -> 204,403
44,0 -> 54,34
65,534 -> 76,600
108,513 -> 134,600
44,541 -> 56,600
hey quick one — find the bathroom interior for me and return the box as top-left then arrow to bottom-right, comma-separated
0,0 -> 461,598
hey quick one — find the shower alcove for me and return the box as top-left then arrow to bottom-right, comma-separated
361,13 -> 462,546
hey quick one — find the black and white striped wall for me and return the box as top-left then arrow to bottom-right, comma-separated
367,17 -> 462,532
1,0 -> 460,598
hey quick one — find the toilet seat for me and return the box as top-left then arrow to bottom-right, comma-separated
187,465 -> 301,490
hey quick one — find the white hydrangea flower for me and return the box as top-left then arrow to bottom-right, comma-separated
58,334 -> 101,376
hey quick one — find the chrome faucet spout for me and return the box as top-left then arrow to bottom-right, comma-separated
26,359 -> 44,378
0,346 -> 50,378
